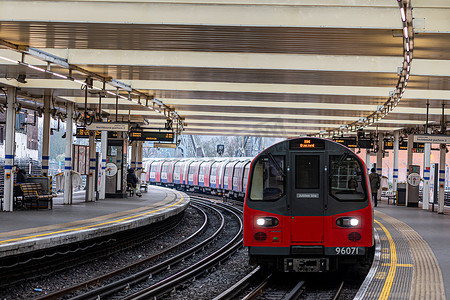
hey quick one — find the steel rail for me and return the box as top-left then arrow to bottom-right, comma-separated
123,201 -> 243,300
36,204 -> 209,300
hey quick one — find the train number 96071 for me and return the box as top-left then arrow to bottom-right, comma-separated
325,247 -> 365,255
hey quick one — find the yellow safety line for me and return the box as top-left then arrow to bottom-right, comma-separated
375,219 -> 397,300
0,192 -> 184,245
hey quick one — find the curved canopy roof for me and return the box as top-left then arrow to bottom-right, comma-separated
0,0 -> 448,138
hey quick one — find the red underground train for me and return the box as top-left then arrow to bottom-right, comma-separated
243,137 -> 374,272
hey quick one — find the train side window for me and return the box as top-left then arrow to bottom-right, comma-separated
250,155 -> 285,201
329,155 -> 366,201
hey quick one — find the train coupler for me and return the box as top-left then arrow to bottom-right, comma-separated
284,258 -> 329,272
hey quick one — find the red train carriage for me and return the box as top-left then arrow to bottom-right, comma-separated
243,137 -> 374,272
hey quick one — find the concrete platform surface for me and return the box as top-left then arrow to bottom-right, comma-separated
356,201 -> 448,300
0,186 -> 189,258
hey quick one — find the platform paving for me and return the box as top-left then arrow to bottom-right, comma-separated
0,186 -> 189,258
356,200 -> 448,300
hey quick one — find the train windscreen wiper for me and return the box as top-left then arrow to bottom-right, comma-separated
267,152 -> 286,177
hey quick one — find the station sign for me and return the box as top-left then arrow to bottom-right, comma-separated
333,137 -> 373,149
86,122 -> 129,132
414,134 -> 450,144
129,131 -> 174,142
154,143 -> 177,148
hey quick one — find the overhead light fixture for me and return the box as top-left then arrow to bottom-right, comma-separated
109,79 -> 132,92
27,64 -> 46,73
0,55 -> 19,64
400,7 -> 406,22
16,74 -> 27,84
403,27 -> 409,39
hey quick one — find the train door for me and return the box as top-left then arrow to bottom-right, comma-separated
289,153 -> 325,243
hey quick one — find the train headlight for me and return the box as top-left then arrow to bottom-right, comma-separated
336,217 -> 360,228
255,217 -> 279,227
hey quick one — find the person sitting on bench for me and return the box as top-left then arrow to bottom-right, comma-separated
127,168 -> 142,197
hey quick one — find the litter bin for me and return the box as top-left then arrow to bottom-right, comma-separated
397,183 -> 406,206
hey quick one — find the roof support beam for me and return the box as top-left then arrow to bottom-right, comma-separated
0,1 -> 399,28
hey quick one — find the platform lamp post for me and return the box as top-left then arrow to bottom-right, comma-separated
2,87 -> 16,212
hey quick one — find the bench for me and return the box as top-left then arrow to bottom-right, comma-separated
19,182 -> 56,209
126,183 -> 135,197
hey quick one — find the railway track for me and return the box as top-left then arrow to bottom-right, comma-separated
0,212 -> 184,289
34,199 -> 243,299
120,199 -> 243,299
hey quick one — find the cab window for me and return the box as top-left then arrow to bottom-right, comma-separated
250,155 -> 285,201
329,154 -> 366,201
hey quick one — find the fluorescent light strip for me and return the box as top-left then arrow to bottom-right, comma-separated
73,79 -> 87,86
403,27 -> 409,39
52,72 -> 68,79
0,55 -> 19,64
27,64 -> 46,73
406,42 -> 410,52
400,7 -> 406,22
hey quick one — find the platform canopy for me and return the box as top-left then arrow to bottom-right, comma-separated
0,0 -> 449,138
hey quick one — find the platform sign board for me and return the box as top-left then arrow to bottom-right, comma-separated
76,127 -> 101,139
333,137 -> 373,149
384,139 -> 423,150
129,131 -> 174,142
86,122 -> 129,132
413,134 -> 450,144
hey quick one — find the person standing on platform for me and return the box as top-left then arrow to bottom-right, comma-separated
369,168 -> 380,207
127,168 -> 142,197
15,166 -> 28,183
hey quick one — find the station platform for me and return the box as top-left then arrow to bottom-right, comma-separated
356,201 -> 449,300
0,186 -> 189,259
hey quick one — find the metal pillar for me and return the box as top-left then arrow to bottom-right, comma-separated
99,120 -> 107,200
2,87 -> 16,211
422,128 -> 431,210
137,141 -> 143,172
41,93 -> 51,176
405,133 -> 414,206
376,133 -> 383,203
87,131 -> 96,202
63,103 -> 73,205
438,144 -> 446,214
130,141 -> 136,169
365,150 -> 370,173
393,131 -> 399,193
